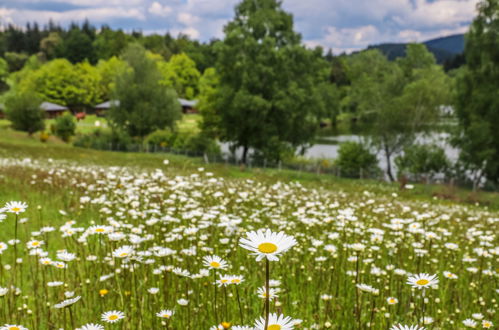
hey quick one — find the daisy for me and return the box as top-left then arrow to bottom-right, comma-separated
239,229 -> 297,261
156,309 -> 174,319
482,320 -> 493,328
101,310 -> 125,323
257,286 -> 279,300
112,246 -> 134,258
4,201 -> 28,214
54,296 -> 81,309
229,275 -> 245,285
390,325 -> 425,330
78,324 -> 104,330
0,326 -> 28,330
216,275 -> 231,287
203,255 -> 228,270
254,313 -> 296,329
406,273 -> 438,289
443,271 -> 458,279
462,319 -> 477,328
386,297 -> 398,305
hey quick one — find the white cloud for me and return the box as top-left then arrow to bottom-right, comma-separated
177,12 -> 200,26
148,1 -> 172,17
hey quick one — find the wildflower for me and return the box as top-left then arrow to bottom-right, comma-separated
390,325 -> 425,330
482,320 -> 493,328
462,319 -> 477,328
356,283 -> 379,294
78,324 -> 104,330
113,245 -> 134,258
387,297 -> 398,305
406,273 -> 438,289
443,271 -> 458,279
257,286 -> 279,301
101,310 -> 125,323
229,275 -> 245,285
4,201 -> 28,214
0,287 -> 8,296
0,325 -> 28,330
148,287 -> 159,294
156,309 -> 174,319
177,298 -> 189,306
254,313 -> 296,329
239,229 -> 297,261
54,296 -> 81,309
99,289 -> 109,296
203,255 -> 229,270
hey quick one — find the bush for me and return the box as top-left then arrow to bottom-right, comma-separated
395,144 -> 450,182
5,90 -> 45,135
144,129 -> 174,148
335,141 -> 379,178
54,113 -> 76,142
73,129 -> 132,151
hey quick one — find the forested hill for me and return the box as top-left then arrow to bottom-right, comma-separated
366,34 -> 465,63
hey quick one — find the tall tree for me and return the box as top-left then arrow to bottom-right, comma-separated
348,47 -> 450,181
454,0 -> 499,185
157,53 -> 201,100
5,90 -> 45,135
214,0 -> 328,163
109,43 -> 181,139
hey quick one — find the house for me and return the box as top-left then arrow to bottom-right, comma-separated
40,102 -> 68,118
94,99 -> 198,114
178,98 -> 198,114
94,100 -> 120,116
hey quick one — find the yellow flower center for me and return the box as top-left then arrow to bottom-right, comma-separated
389,299 -> 395,303
109,315 -> 119,320
162,314 -> 170,318
210,261 -> 221,268
119,253 -> 128,257
32,242 -> 40,246
221,279 -> 228,283
258,242 -> 278,254
221,322 -> 231,329
95,228 -> 105,233
416,279 -> 429,286
99,289 -> 109,296
231,279 -> 240,283
11,207 -> 21,212
268,325 -> 281,330
9,327 -> 20,330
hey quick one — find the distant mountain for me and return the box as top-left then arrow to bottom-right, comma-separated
366,34 -> 465,64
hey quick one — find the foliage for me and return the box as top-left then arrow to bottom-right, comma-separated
109,43 -> 181,138
214,0 -> 329,163
144,128 -> 175,148
4,90 -> 45,135
347,46 -> 451,181
454,0 -> 499,185
96,56 -> 129,101
53,113 -> 77,142
197,67 -> 221,138
58,26 -> 96,64
4,52 -> 29,72
157,53 -> 201,99
73,128 -> 132,151
395,144 -> 450,182
335,141 -> 379,178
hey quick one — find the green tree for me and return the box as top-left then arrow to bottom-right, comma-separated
109,43 -> 181,139
58,28 -> 96,64
39,32 -> 62,61
197,67 -> 221,138
5,90 -> 45,135
53,112 -> 76,142
336,141 -> 379,178
157,53 -> 201,99
454,0 -> 499,185
96,56 -> 129,101
395,144 -> 450,182
93,27 -> 129,60
347,48 -> 450,181
215,0 -> 328,163
22,59 -> 102,110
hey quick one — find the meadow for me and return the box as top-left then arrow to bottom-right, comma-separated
0,137 -> 497,330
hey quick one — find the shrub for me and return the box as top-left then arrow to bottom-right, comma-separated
73,129 -> 132,151
5,90 -> 45,135
395,144 -> 450,182
54,113 -> 76,142
335,141 -> 379,178
144,129 -> 174,149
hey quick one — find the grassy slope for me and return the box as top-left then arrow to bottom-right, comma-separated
0,122 -> 498,211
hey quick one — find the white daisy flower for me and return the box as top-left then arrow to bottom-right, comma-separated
78,323 -> 105,330
203,255 -> 229,270
390,325 -> 425,330
239,229 -> 297,261
156,309 -> 174,318
254,313 -> 296,329
101,310 -> 125,323
4,201 -> 28,214
406,273 -> 438,289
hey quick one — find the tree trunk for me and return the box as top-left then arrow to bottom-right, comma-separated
384,146 -> 395,182
241,145 -> 249,165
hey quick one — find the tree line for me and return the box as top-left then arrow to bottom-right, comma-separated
0,0 -> 497,189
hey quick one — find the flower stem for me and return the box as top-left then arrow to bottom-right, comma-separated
264,258 -> 270,329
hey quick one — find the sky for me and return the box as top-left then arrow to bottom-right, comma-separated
0,0 -> 479,53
